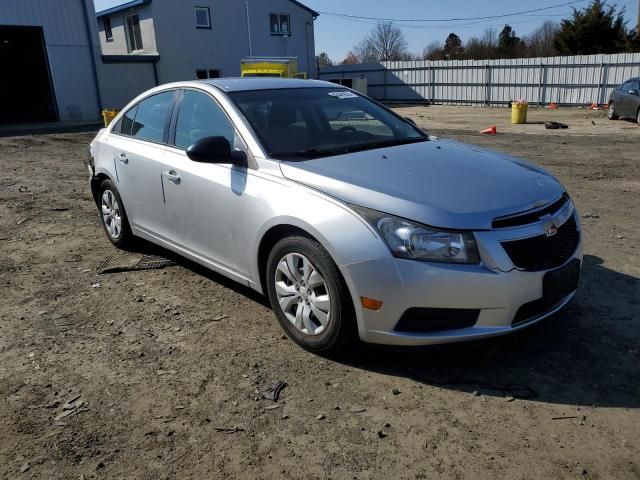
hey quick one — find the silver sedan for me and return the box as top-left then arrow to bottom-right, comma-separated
87,78 -> 582,354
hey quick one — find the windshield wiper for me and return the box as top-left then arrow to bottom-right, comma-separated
343,137 -> 429,154
272,146 -> 346,160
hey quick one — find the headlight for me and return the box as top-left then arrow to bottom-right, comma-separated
351,205 -> 480,264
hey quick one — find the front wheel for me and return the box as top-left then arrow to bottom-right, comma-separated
608,102 -> 619,120
266,236 -> 356,354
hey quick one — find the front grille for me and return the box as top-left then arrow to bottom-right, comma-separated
501,215 -> 579,271
492,194 -> 569,229
395,308 -> 479,333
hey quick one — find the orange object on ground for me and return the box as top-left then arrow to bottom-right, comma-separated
549,102 -> 558,109
480,125 -> 497,134
590,103 -> 600,110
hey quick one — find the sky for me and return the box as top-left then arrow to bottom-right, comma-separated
94,0 -> 639,62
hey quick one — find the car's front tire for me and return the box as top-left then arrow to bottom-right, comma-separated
98,178 -> 133,248
608,102 -> 619,120
266,235 -> 356,354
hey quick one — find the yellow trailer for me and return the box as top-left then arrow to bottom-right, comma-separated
241,57 -> 307,79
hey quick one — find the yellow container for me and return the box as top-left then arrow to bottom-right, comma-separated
511,103 -> 528,124
102,109 -> 119,127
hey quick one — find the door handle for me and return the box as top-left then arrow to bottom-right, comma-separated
118,153 -> 129,165
163,170 -> 181,184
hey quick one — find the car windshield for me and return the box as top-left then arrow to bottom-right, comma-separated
228,87 -> 427,159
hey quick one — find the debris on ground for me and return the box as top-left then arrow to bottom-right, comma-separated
213,426 -> 245,434
377,430 -> 388,438
20,462 -> 31,473
97,252 -> 175,274
316,414 -> 325,420
262,381 -> 287,402
90,281 -> 101,288
545,121 -> 569,129
54,395 -> 89,421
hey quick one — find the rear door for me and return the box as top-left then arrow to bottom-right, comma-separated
628,80 -> 640,119
108,90 -> 177,241
617,81 -> 634,117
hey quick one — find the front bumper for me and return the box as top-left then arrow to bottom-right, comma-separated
340,214 -> 583,346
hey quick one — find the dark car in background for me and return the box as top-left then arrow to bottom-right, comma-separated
608,77 -> 640,124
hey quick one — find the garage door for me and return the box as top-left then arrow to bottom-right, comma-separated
0,26 -> 57,124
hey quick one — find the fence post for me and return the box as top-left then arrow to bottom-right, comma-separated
597,63 -> 605,105
484,64 -> 491,106
430,64 -> 436,103
427,62 -> 432,104
537,63 -> 544,106
383,66 -> 388,101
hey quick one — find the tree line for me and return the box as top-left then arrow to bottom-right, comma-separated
316,0 -> 640,67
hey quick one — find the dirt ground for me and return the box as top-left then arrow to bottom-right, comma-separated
1,106 -> 638,480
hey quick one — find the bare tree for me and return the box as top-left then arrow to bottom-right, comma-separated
316,52 -> 334,67
354,21 -> 410,62
422,40 -> 445,60
525,21 -> 560,57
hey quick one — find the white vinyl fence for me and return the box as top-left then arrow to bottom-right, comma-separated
319,53 -> 640,106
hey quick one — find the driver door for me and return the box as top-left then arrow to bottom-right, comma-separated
161,89 -> 249,276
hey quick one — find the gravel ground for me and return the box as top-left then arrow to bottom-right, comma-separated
1,106 -> 638,479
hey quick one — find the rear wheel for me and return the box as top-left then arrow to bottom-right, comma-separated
266,235 -> 356,354
99,179 -> 133,248
607,102 -> 619,120
636,108 -> 640,125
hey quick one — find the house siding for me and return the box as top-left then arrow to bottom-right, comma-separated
97,0 -> 317,84
0,0 -> 103,121
98,4 -> 158,55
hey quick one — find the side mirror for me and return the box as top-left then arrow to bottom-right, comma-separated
629,89 -> 639,96
186,136 -> 247,167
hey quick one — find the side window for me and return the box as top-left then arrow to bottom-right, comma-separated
174,90 -> 235,150
131,91 -> 175,143
113,104 -> 138,135
620,81 -> 633,93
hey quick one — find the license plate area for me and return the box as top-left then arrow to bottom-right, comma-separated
543,259 -> 580,306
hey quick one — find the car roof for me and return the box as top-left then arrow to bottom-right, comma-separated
200,77 -> 341,92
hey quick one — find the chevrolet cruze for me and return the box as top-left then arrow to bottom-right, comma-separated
87,78 -> 582,354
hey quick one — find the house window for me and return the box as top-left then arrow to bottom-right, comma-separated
103,17 -> 113,42
125,13 -> 143,52
195,7 -> 211,29
269,13 -> 291,36
195,69 -> 221,79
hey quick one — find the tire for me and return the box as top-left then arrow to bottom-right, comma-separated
98,178 -> 133,248
607,102 -> 619,120
636,108 -> 640,125
266,235 -> 356,354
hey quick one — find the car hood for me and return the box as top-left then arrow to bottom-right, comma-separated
279,139 -> 564,230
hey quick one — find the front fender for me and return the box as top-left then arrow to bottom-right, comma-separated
248,183 -> 391,288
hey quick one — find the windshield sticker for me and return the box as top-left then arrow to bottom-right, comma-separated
328,91 -> 358,99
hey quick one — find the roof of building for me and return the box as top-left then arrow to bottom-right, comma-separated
96,0 -> 151,18
96,0 -> 318,18
201,77 -> 336,92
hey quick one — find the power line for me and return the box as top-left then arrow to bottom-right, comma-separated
318,0 -> 591,23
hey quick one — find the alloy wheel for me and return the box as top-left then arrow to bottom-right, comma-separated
101,189 -> 122,239
274,253 -> 331,336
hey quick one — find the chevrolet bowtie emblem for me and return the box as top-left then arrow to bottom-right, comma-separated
545,223 -> 558,237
